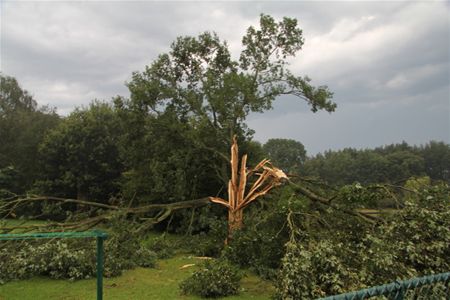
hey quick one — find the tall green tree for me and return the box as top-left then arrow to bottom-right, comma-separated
0,75 -> 36,113
115,105 -> 223,204
421,141 -> 450,182
120,14 -> 335,202
263,138 -> 306,173
127,14 -> 334,147
37,102 -> 123,202
0,74 -> 60,192
303,142 -> 448,186
384,151 -> 425,182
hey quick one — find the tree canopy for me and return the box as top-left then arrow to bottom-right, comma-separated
113,14 -> 335,203
0,74 -> 37,114
302,142 -> 449,185
37,102 -> 123,202
0,74 -> 60,192
126,14 -> 335,146
263,138 -> 306,173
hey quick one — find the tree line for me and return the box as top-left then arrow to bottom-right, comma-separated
302,141 -> 450,185
1,71 -> 448,206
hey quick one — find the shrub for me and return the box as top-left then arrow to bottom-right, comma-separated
146,236 -> 176,259
181,216 -> 227,257
0,219 -> 157,283
102,219 -> 157,276
179,259 -> 242,298
221,191 -> 291,279
183,232 -> 224,257
274,240 -> 361,299
274,183 -> 450,298
0,240 -> 96,284
133,246 -> 158,268
222,228 -> 284,280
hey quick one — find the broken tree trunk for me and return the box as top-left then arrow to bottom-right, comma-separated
227,209 -> 243,239
210,136 -> 288,243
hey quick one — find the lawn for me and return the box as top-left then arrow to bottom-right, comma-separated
0,218 -> 49,232
0,255 -> 274,300
0,219 -> 274,299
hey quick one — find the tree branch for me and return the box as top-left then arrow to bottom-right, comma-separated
288,180 -> 379,223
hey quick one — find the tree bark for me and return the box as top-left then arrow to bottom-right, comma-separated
226,208 -> 243,243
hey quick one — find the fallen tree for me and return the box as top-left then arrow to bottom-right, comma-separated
2,137 -> 400,237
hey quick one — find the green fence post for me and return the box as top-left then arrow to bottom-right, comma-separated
96,236 -> 104,300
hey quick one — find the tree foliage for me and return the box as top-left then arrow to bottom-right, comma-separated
422,141 -> 450,182
0,74 -> 60,192
115,14 -> 334,205
303,142 -> 449,185
274,183 -> 450,299
36,102 -> 123,202
0,74 -> 36,113
263,138 -> 306,172
115,106 -> 223,204
127,14 -> 334,144
179,259 -> 242,298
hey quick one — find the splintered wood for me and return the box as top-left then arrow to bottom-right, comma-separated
210,136 -> 288,243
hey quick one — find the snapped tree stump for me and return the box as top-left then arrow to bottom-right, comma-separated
210,136 -> 288,243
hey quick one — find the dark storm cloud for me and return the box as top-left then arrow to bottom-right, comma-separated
249,85 -> 449,154
247,1 -> 450,153
1,1 -> 448,153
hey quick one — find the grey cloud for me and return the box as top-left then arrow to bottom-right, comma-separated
249,86 -> 449,154
1,1 -> 448,153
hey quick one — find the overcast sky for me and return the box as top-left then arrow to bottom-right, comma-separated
1,1 -> 449,154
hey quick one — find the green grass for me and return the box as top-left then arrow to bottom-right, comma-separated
0,255 -> 274,300
0,218 -> 50,234
0,218 -> 48,227
0,221 -> 273,299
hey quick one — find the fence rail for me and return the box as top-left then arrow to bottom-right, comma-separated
318,272 -> 450,300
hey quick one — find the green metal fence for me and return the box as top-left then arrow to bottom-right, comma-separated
0,230 -> 108,300
318,272 -> 450,300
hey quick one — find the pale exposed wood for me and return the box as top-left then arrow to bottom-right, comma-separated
237,154 -> 247,204
210,135 -> 288,242
179,264 -> 196,269
209,197 -> 231,208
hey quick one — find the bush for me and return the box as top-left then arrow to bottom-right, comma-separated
221,191 -> 292,279
146,236 -> 176,259
274,240 -> 361,299
181,216 -> 227,257
183,232 -> 224,257
179,259 -> 242,298
0,240 -> 96,284
222,229 -> 283,280
102,218 -> 157,276
0,235 -> 158,284
274,183 -> 450,298
0,219 -> 157,284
